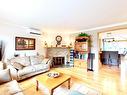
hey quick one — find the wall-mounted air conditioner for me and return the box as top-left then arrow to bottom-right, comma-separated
28,27 -> 41,35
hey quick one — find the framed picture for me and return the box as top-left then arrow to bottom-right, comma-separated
15,37 -> 35,50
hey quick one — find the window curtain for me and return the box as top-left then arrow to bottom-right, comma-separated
0,41 -> 2,61
0,40 -> 5,61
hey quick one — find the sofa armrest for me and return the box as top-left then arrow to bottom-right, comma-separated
46,58 -> 52,68
7,65 -> 18,80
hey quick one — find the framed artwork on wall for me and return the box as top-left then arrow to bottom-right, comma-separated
15,37 -> 35,50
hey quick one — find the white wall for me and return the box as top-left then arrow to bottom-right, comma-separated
42,29 -> 74,47
121,56 -> 127,81
85,32 -> 100,72
0,23 -> 46,61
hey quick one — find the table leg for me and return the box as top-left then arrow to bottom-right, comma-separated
36,80 -> 39,91
68,78 -> 70,89
50,89 -> 54,95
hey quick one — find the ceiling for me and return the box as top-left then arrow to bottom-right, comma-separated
0,0 -> 127,31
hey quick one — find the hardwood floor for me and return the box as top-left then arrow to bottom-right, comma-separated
19,66 -> 127,95
54,66 -> 127,95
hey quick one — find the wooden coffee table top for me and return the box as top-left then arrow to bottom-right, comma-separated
36,71 -> 71,90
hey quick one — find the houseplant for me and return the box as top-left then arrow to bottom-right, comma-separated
78,32 -> 89,37
78,32 -> 92,47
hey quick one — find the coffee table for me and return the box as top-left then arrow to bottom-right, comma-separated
36,72 -> 71,95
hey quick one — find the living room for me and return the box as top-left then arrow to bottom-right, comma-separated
0,0 -> 127,95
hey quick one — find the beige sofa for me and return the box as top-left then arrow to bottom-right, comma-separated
7,55 -> 52,81
0,62 -> 24,95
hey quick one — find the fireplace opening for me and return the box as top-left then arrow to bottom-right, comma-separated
52,57 -> 64,67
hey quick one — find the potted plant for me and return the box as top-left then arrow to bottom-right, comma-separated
78,32 -> 92,47
78,32 -> 89,37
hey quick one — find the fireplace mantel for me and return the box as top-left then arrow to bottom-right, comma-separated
46,47 -> 72,49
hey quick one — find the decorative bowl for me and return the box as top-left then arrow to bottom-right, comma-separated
47,72 -> 60,78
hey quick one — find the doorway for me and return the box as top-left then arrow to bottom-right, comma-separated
98,29 -> 127,71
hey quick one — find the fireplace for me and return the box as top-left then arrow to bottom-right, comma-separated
46,47 -> 70,66
52,57 -> 64,66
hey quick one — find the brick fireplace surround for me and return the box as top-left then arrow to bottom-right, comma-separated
46,47 -> 70,66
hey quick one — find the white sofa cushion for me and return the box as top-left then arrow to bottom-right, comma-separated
18,66 -> 36,77
10,56 -> 31,67
0,69 -> 12,84
33,64 -> 48,72
30,55 -> 44,65
0,80 -> 23,95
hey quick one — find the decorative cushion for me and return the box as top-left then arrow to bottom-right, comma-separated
30,55 -> 44,65
30,56 -> 39,65
0,69 -> 12,84
10,57 -> 31,66
12,62 -> 24,70
68,90 -> 85,95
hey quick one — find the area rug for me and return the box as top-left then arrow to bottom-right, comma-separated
38,83 -> 102,95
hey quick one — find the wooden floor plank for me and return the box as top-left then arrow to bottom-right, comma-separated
19,66 -> 127,95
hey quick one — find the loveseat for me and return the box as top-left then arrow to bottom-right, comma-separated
0,61 -> 24,95
7,55 -> 52,81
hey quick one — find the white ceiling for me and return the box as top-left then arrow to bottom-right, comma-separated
0,0 -> 127,31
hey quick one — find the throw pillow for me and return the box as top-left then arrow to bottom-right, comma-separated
12,62 -> 24,70
0,69 -> 12,84
30,55 -> 44,65
10,57 -> 31,67
30,56 -> 40,65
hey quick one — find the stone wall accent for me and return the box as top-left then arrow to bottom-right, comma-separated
47,48 -> 70,65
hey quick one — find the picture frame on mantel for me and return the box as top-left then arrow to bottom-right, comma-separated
15,37 -> 35,50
